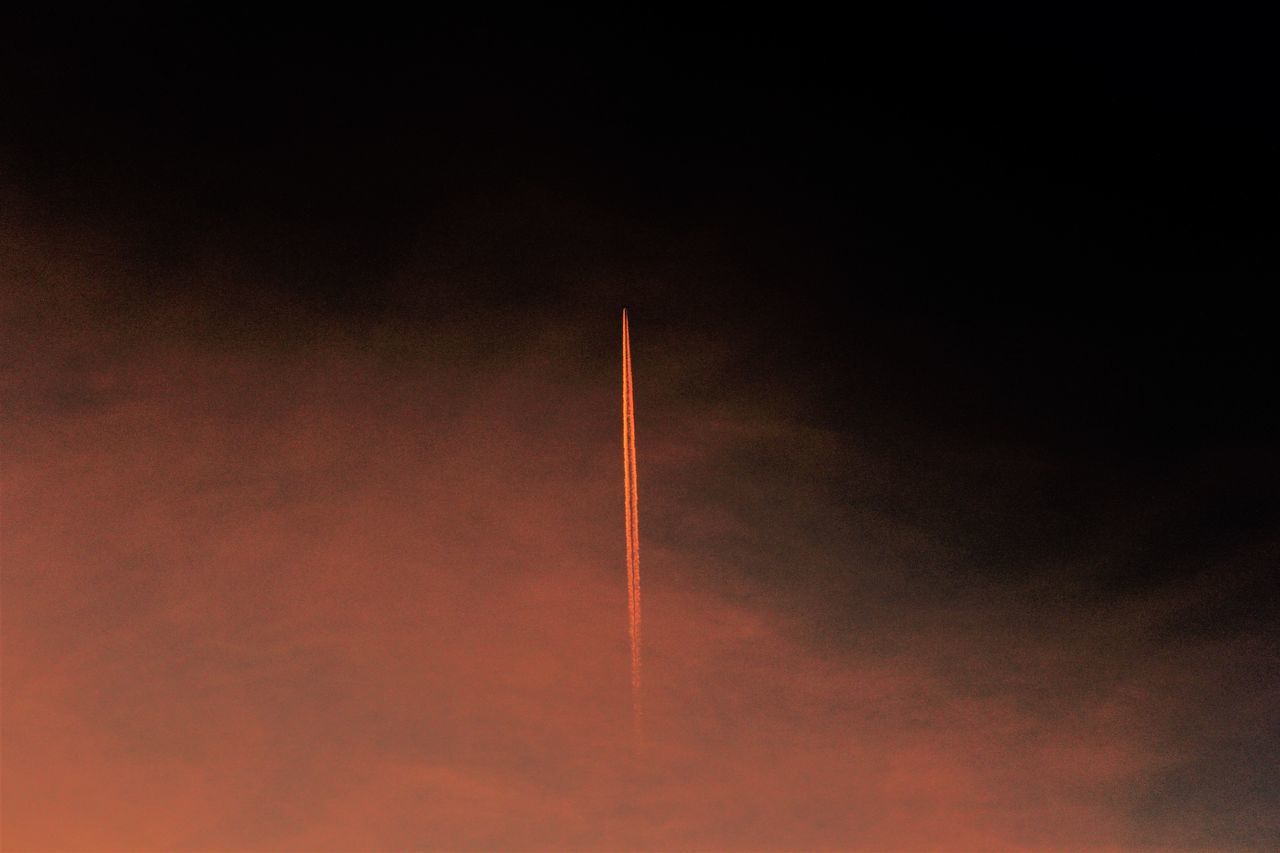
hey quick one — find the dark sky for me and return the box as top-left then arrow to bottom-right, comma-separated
3,9 -> 1278,850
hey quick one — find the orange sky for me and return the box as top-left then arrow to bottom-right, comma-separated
3,215 -> 1276,851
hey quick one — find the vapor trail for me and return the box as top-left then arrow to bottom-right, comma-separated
622,309 -> 642,741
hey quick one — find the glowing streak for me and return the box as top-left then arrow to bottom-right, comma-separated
622,308 -> 642,740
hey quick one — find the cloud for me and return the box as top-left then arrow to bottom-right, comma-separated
3,217 -> 1277,850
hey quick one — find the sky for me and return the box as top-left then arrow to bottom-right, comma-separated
3,9 -> 1278,850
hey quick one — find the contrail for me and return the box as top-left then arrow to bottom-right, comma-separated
622,308 -> 642,742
